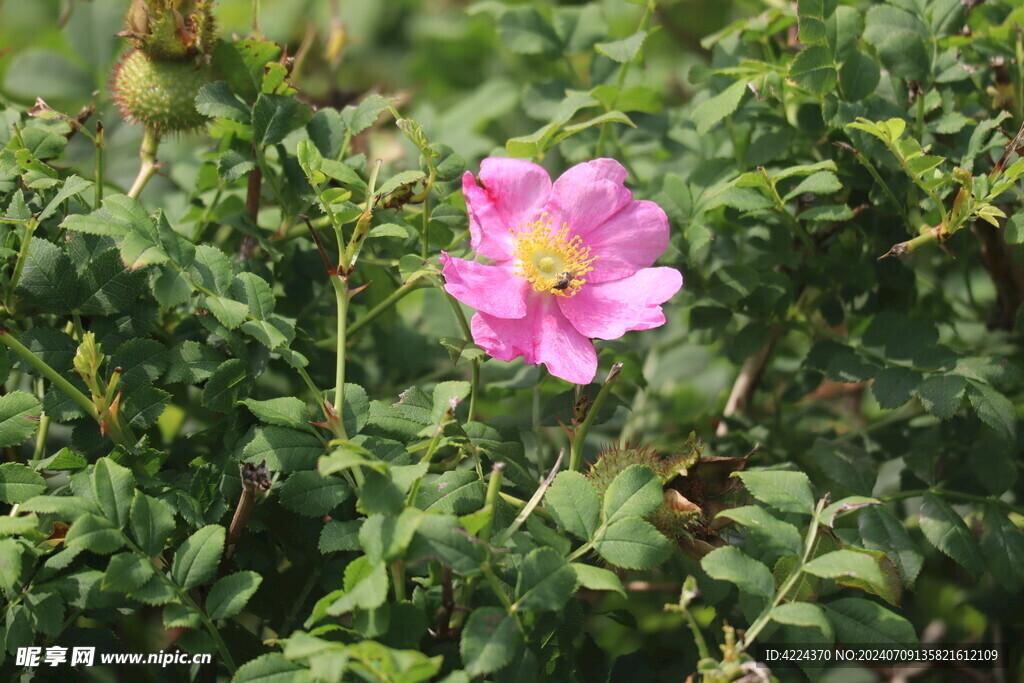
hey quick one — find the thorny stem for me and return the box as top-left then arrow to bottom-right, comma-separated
568,363 -> 623,472
127,127 -> 160,199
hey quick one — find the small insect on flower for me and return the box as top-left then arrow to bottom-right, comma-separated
552,271 -> 575,291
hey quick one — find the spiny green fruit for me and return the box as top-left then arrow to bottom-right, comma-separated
121,0 -> 217,61
587,442 -> 701,541
112,49 -> 211,135
586,434 -> 748,558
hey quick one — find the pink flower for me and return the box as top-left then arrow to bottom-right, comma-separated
440,158 -> 683,384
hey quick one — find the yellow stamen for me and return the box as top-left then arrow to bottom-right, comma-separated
511,214 -> 597,296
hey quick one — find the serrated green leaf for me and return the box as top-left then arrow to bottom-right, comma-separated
544,471 -> 601,540
407,514 -> 483,575
461,606 -> 522,677
514,547 -> 577,612
319,519 -> 362,554
172,525 -> 225,589
594,517 -> 671,570
326,555 -> 388,614
91,458 -> 134,529
702,546 -> 774,599
277,471 -> 351,517
204,294 -> 249,330
917,374 -> 962,417
415,470 -> 485,515
595,30 -> 647,63
232,654 -> 307,683
967,382 -> 1017,441
202,358 -> 253,412
603,464 -> 664,525
164,341 -> 223,385
66,513 -> 127,554
692,79 -> 747,135
498,7 -> 562,56
195,81 -> 250,122
771,602 -> 833,640
241,397 -> 310,429
735,471 -> 815,515
15,238 -> 79,313
0,393 -> 42,449
804,549 -> 887,592
919,493 -> 984,575
717,505 -> 803,556
207,571 -> 263,619
980,508 -> 1024,591
572,563 -> 626,597
243,426 -> 323,472
130,492 -> 175,557
102,552 -> 154,593
0,462 -> 45,504
871,367 -> 921,409
252,93 -> 298,147
359,508 -> 423,563
858,505 -> 923,587
789,44 -> 837,96
823,597 -> 917,645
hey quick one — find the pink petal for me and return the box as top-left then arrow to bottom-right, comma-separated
544,159 -> 634,237
440,252 -> 529,319
558,267 -> 683,340
471,294 -> 598,384
583,200 -> 671,283
463,158 -> 552,261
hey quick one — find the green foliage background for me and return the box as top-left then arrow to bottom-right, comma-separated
0,0 -> 1023,681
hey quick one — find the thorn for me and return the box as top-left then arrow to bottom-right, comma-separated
347,280 -> 371,298
300,214 -> 337,274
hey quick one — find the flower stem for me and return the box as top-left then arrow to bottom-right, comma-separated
94,122 -> 104,206
442,290 -> 480,422
479,462 -> 505,543
127,127 -> 160,199
740,497 -> 826,651
568,363 -> 623,472
330,275 -> 349,438
32,415 -> 50,462
5,216 -> 38,312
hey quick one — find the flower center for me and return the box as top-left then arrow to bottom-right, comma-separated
511,214 -> 596,296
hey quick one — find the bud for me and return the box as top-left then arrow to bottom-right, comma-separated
73,332 -> 105,396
